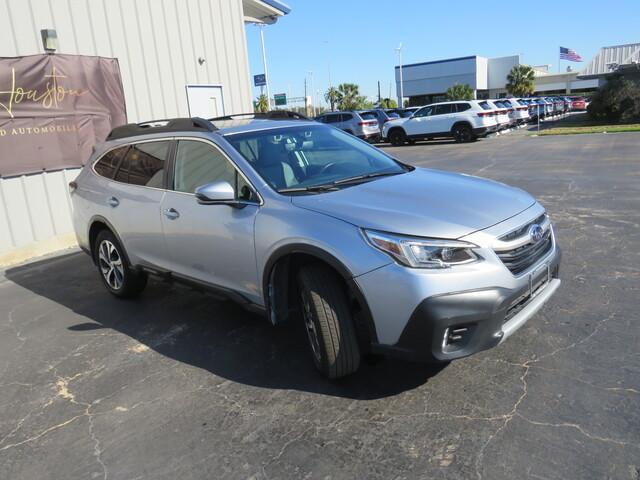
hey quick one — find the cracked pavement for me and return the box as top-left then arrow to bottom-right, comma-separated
1,132 -> 639,479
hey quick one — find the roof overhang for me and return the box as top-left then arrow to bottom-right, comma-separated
243,0 -> 290,25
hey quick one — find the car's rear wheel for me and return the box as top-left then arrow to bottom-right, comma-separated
452,124 -> 475,143
94,230 -> 147,298
388,129 -> 406,146
297,264 -> 361,379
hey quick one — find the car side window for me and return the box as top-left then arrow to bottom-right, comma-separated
413,106 -> 433,118
94,146 -> 128,179
341,113 -> 353,121
324,114 -> 340,124
173,140 -> 256,201
434,104 -> 454,115
456,103 -> 471,112
114,141 -> 169,187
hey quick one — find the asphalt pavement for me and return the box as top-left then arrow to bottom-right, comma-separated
1,132 -> 639,480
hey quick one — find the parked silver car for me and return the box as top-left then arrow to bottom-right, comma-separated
315,110 -> 380,142
71,113 -> 561,379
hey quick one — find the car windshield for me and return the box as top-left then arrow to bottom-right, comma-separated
400,109 -> 416,117
225,125 -> 408,193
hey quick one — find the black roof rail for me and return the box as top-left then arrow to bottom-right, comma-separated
106,117 -> 217,141
208,110 -> 310,122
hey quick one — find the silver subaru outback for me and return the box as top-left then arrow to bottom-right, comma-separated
70,112 -> 561,379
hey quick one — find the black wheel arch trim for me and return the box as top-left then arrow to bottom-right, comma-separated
87,215 -> 132,267
262,243 -> 379,345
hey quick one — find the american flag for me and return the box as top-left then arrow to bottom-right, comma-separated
560,47 -> 583,62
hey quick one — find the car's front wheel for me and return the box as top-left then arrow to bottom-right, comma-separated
297,264 -> 361,379
94,230 -> 147,298
388,128 -> 406,146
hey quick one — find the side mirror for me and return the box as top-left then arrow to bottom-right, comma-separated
194,181 -> 235,205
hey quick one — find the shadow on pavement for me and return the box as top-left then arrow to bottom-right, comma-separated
5,251 -> 445,400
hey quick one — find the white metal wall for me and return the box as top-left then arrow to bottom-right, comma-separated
0,0 -> 254,259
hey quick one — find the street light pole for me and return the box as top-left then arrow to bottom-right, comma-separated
396,43 -> 404,107
258,24 -> 271,110
307,71 -> 315,117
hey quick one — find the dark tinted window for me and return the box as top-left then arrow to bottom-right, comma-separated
115,141 -> 169,187
455,103 -> 471,112
341,113 -> 353,121
173,140 -> 254,200
359,112 -> 377,120
324,114 -> 341,124
94,146 -> 128,179
433,104 -> 454,115
478,101 -> 492,110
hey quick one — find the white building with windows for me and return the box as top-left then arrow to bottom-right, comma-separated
0,0 -> 290,265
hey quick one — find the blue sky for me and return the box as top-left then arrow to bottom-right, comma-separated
245,0 -> 640,106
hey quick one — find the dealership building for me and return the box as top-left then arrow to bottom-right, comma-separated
0,0 -> 290,264
396,43 -> 640,105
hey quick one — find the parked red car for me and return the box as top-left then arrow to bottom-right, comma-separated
570,97 -> 587,111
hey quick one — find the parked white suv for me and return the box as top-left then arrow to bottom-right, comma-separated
382,100 -> 498,145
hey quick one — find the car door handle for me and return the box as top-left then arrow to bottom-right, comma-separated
107,196 -> 119,208
164,208 -> 180,220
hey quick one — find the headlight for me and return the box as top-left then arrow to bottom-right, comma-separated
364,229 -> 479,269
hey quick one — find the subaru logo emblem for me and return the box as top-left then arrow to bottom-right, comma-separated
529,224 -> 544,242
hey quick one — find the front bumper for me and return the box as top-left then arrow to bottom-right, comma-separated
356,228 -> 562,363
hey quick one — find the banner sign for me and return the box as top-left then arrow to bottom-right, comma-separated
0,54 -> 127,177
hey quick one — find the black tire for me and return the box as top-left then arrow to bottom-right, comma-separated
94,230 -> 147,298
452,123 -> 475,143
297,264 -> 361,379
388,128 -> 406,146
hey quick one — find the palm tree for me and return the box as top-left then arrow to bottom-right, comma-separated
337,83 -> 362,110
324,87 -> 341,111
445,83 -> 474,101
506,65 -> 536,97
378,98 -> 397,109
255,94 -> 269,113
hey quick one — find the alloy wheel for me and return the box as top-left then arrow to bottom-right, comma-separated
98,240 -> 124,290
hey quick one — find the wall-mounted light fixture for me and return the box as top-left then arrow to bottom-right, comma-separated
40,29 -> 58,53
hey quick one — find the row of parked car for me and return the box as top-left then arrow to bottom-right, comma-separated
314,95 -> 588,145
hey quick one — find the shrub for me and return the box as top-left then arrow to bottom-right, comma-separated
587,76 -> 640,123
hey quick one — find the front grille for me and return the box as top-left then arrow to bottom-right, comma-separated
495,228 -> 553,275
499,213 -> 546,242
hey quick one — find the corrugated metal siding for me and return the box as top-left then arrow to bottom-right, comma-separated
0,0 -> 253,257
582,43 -> 640,76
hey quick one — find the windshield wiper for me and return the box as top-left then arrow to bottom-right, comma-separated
278,184 -> 340,193
333,170 -> 403,185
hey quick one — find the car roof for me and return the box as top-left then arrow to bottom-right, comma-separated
214,118 -> 318,136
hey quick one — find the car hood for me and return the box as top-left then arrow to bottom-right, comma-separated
292,168 -> 535,239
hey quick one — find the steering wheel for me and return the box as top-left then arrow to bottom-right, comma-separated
318,162 -> 340,175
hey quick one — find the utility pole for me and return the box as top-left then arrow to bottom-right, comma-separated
258,24 -> 271,110
304,76 -> 308,116
377,81 -> 381,104
396,43 -> 404,107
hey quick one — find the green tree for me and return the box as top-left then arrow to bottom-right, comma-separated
587,75 -> 640,122
324,86 -> 341,111
254,94 -> 269,113
336,83 -> 367,110
445,83 -> 474,101
506,65 -> 536,97
378,98 -> 398,108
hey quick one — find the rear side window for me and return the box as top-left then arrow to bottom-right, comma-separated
341,113 -> 353,121
434,104 -> 454,115
94,146 -> 128,179
115,141 -> 170,187
324,114 -> 341,124
455,103 -> 471,112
